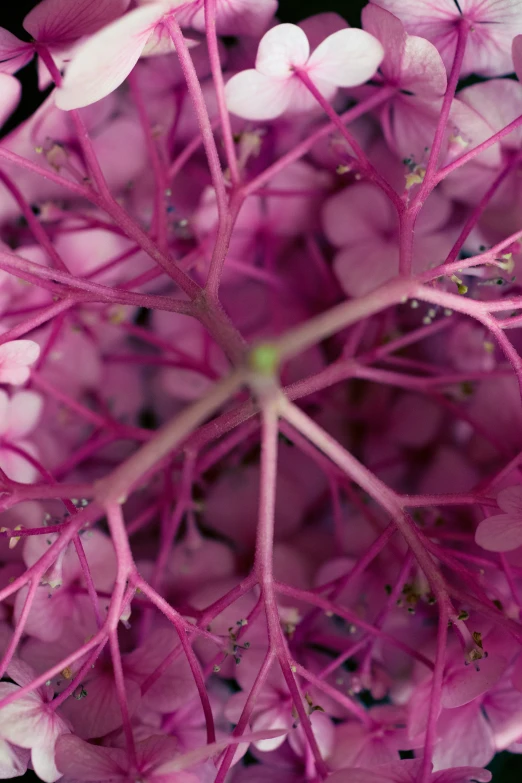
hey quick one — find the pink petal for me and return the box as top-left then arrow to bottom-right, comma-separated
307,28 -> 384,87
178,0 -> 277,36
322,183 -> 394,247
0,389 -> 13,434
441,654 -> 508,709
432,702 -> 494,770
334,241 -> 399,297
475,513 -> 522,552
60,671 -> 141,739
32,740 -> 70,783
327,760 -> 422,783
23,0 -> 131,43
55,734 -> 126,780
299,13 -> 348,52
0,74 -> 21,129
514,35 -> 522,82
400,35 -> 447,98
0,340 -> 40,385
432,769 -> 491,783
255,24 -> 310,79
0,740 -> 29,778
225,69 -> 292,120
0,29 -> 33,74
496,484 -> 522,516
55,3 -> 165,110
362,4 -> 406,84
5,390 -> 43,440
155,730 -> 289,773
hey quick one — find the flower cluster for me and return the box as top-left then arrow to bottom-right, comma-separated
0,0 -> 522,781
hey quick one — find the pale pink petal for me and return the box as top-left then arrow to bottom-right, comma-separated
0,340 -> 40,385
23,0 -> 132,43
0,29 -> 33,75
225,69 -> 292,120
32,740 -> 69,783
55,734 -> 126,780
0,74 -> 20,129
55,4 -> 165,110
255,24 -> 310,79
0,739 -> 29,778
497,485 -> 522,516
252,707 -> 291,751
0,389 -> 12,434
475,513 -> 522,552
400,35 -> 447,98
458,79 -> 522,151
5,391 -> 43,440
307,28 -> 384,87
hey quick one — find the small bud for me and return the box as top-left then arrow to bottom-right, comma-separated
9,525 -> 23,549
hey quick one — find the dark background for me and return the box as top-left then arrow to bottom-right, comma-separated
0,0 -> 521,780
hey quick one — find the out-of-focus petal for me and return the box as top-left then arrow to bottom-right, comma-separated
475,513 -> 522,552
23,0 -> 131,44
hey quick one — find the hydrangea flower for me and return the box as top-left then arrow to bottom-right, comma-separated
225,23 -> 384,120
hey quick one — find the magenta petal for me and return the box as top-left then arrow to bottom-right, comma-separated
23,0 -> 131,44
55,734 -> 126,780
0,74 -> 21,129
0,29 -> 33,74
496,484 -> 522,516
441,654 -> 508,709
475,513 -> 522,552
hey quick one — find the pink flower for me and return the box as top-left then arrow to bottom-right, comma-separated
361,5 -> 447,160
224,23 -> 384,120
476,485 -> 522,552
322,182 -> 452,296
0,340 -> 40,386
0,659 -> 70,782
371,0 -> 522,77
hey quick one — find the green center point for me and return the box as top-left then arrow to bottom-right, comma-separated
249,342 -> 280,376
